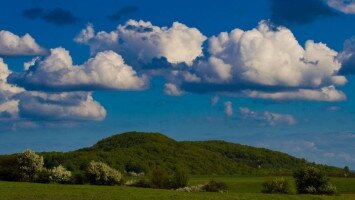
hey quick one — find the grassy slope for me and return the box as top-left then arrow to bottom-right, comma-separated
1,176 -> 354,200
37,132 -> 343,176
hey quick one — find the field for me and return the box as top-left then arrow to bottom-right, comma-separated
0,176 -> 354,200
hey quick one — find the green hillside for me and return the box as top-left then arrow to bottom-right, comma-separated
0,132 -> 345,179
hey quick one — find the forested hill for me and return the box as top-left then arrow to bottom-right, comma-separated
0,132 -> 345,176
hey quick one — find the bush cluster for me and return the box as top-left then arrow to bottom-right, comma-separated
293,166 -> 337,195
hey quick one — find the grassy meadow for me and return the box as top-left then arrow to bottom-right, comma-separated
1,176 -> 354,200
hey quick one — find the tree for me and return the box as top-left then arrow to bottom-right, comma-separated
293,166 -> 337,195
17,149 -> 44,182
86,161 -> 122,185
343,166 -> 350,177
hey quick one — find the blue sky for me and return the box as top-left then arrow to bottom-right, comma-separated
0,0 -> 354,169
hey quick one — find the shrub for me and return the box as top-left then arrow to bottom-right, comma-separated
170,168 -> 189,189
149,166 -> 170,188
86,161 -> 122,185
49,165 -> 72,183
261,177 -> 290,194
293,166 -> 337,195
202,180 -> 228,192
17,149 -> 44,182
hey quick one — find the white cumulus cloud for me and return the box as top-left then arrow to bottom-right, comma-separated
75,20 -> 207,66
200,21 -> 345,87
12,48 -> 147,91
171,21 -> 347,102
0,58 -> 107,122
0,30 -> 46,56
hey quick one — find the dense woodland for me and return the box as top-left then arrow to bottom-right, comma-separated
0,132 -> 351,181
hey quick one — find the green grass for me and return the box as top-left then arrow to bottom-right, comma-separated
0,176 -> 354,200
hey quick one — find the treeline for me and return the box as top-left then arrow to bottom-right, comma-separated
0,132 -> 352,180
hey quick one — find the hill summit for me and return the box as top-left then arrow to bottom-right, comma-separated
35,132 -> 342,175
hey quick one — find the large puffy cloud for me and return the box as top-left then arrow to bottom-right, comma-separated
239,107 -> 296,126
11,47 -> 147,91
338,37 -> 355,75
75,20 -> 207,66
0,58 -> 106,122
0,30 -> 46,56
327,0 -> 355,14
174,21 -> 346,101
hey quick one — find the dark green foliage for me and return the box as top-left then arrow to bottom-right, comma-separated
35,169 -> 51,183
261,177 -> 290,194
0,155 -> 18,181
293,166 -> 337,195
71,171 -> 86,184
202,180 -> 228,192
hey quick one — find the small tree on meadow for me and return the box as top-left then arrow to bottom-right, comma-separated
17,149 -> 44,182
86,161 -> 122,185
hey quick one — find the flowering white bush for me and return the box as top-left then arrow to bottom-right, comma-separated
49,165 -> 72,183
86,161 -> 122,185
17,149 -> 44,182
